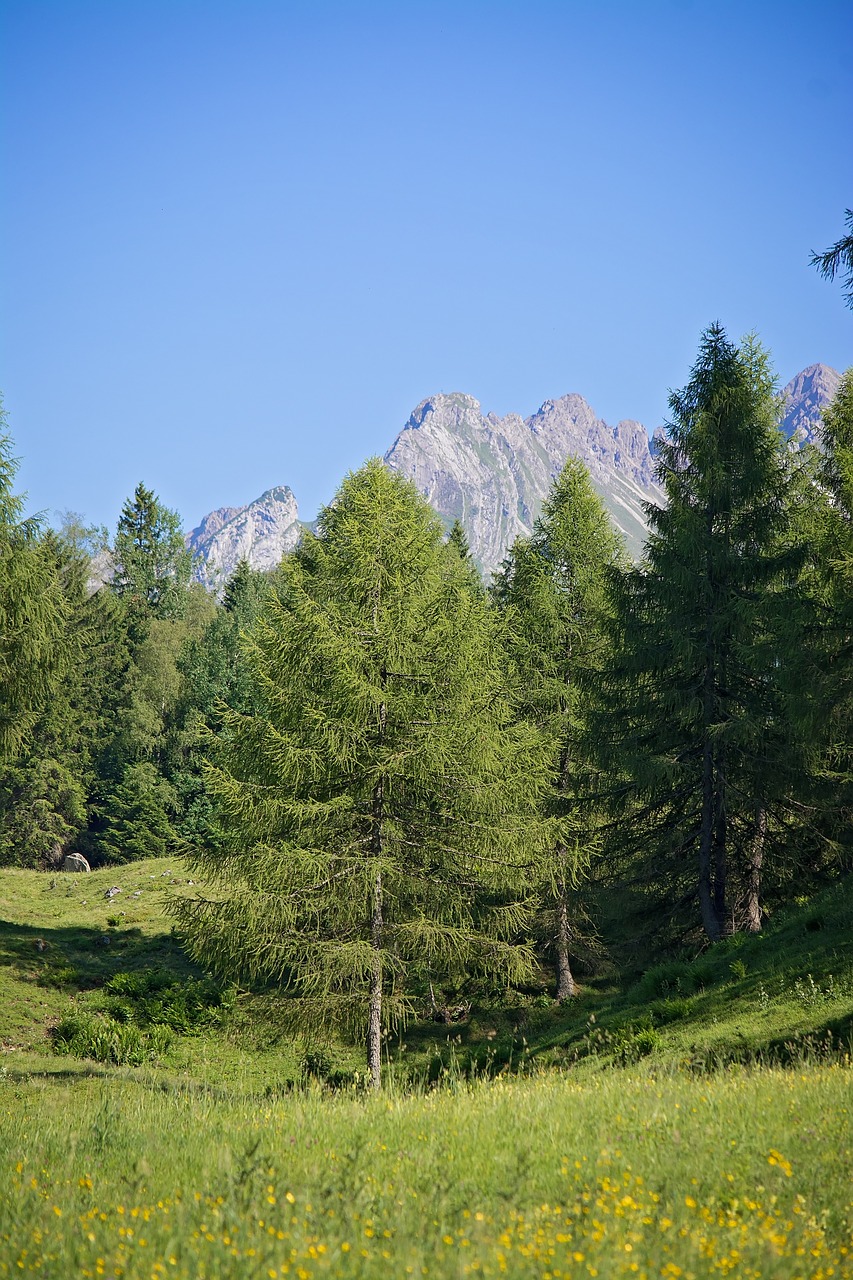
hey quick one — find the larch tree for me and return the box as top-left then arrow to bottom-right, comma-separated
811,209 -> 853,309
174,460 -> 549,1089
494,458 -> 623,998
594,326 -> 801,943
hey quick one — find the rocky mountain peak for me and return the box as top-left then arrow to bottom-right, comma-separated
186,485 -> 302,593
384,390 -> 664,573
185,362 -> 841,587
781,363 -> 842,445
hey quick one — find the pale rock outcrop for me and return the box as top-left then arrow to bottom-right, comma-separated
186,486 -> 302,592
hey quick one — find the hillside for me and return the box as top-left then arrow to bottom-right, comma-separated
2,860 -> 850,1085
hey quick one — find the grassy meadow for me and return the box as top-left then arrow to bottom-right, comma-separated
1,860 -> 852,1277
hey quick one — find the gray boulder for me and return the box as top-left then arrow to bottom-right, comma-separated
62,852 -> 91,873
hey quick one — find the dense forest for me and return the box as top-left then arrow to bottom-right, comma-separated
2,325 -> 852,1086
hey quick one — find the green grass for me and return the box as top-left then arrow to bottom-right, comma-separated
2,862 -> 853,1275
2,861 -> 853,1084
1,1066 -> 851,1277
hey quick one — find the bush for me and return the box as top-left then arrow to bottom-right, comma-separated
52,1013 -> 171,1065
102,968 -> 232,1032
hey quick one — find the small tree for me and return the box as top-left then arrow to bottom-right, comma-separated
494,459 -> 622,997
174,460 -> 548,1088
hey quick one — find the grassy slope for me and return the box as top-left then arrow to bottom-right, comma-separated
2,862 -> 852,1277
1,860 -> 852,1085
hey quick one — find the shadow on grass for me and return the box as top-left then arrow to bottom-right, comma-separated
0,918 -> 200,993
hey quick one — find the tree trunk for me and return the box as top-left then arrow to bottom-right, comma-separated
367,868 -> 383,1091
554,888 -> 576,1000
698,738 -> 721,941
713,750 -> 730,935
744,805 -> 766,933
367,683 -> 387,1092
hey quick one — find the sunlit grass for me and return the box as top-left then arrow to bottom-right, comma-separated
1,1066 -> 851,1278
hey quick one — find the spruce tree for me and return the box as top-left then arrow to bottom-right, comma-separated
595,326 -> 800,942
112,483 -> 191,627
174,460 -> 547,1088
798,370 -> 853,868
494,459 -> 622,997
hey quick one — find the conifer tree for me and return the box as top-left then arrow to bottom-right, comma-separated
796,370 -> 853,867
494,459 -> 622,997
174,460 -> 548,1088
595,326 -> 800,942
112,483 -> 191,627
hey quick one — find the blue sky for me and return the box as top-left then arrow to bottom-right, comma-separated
2,0 -> 851,534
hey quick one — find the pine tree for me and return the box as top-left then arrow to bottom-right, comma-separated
174,460 -> 548,1088
168,562 -> 270,851
494,459 -> 622,997
595,326 -> 800,942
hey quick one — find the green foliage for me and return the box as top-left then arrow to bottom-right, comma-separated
495,458 -> 624,997
97,762 -> 179,863
811,208 -> 853,308
165,563 -> 270,851
798,370 -> 853,867
102,968 -> 232,1032
111,482 -> 191,626
0,417 -> 69,761
175,460 -> 550,1084
0,755 -> 86,868
595,326 -> 805,942
52,1010 -> 171,1064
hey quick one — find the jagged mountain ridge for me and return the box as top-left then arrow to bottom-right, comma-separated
186,485 -> 302,591
384,391 -> 664,571
186,363 -> 842,585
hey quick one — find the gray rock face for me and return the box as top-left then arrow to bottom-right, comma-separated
781,363 -> 842,446
186,486 -> 302,592
185,364 -> 842,587
384,392 -> 665,573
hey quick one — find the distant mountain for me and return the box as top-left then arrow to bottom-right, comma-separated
781,363 -> 842,446
384,392 -> 664,572
186,486 -> 302,591
186,363 -> 843,586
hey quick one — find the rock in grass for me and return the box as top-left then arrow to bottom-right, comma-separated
62,853 -> 90,873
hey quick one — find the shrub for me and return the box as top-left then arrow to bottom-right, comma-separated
52,1013 -> 171,1065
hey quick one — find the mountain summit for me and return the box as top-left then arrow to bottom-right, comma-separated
186,485 -> 301,591
186,363 -> 843,585
781,363 -> 842,445
383,391 -> 663,571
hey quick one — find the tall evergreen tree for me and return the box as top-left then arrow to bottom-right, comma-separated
595,326 -> 801,942
796,370 -> 853,868
174,461 -> 548,1088
112,483 -> 191,627
494,459 -> 622,997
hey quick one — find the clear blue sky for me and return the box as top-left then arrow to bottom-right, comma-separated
2,0 -> 851,534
